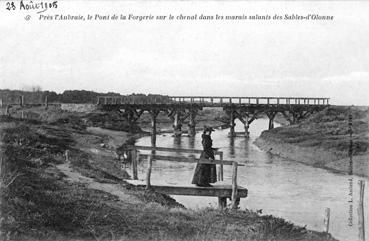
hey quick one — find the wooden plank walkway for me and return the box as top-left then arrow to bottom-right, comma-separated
125,179 -> 248,198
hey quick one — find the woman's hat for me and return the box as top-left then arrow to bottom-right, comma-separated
203,126 -> 215,132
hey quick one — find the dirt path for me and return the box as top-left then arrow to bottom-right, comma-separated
56,162 -> 140,204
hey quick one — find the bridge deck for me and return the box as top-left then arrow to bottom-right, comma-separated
125,179 -> 248,198
97,96 -> 330,107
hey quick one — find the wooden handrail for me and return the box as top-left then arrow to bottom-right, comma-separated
97,96 -> 330,106
128,145 -> 223,155
139,154 -> 245,166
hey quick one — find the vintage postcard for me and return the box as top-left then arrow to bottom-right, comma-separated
0,1 -> 368,241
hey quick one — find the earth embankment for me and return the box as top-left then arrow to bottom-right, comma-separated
255,106 -> 369,177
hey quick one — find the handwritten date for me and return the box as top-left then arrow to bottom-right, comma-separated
5,1 -> 58,13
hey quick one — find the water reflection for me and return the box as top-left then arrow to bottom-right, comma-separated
229,136 -> 235,157
188,136 -> 195,149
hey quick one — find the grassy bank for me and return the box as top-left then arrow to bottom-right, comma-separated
255,106 -> 369,177
0,114 -> 338,241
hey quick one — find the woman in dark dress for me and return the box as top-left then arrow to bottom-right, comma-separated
191,126 -> 217,187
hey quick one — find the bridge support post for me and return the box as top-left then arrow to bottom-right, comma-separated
173,111 -> 182,136
267,112 -> 277,130
150,110 -> 159,146
124,108 -> 144,131
188,109 -> 197,137
244,122 -> 250,137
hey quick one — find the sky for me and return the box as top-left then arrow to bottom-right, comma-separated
1,1 -> 369,106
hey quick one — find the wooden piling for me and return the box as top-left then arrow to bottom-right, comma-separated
188,110 -> 197,137
173,111 -> 182,136
0,99 -> 2,107
132,150 -> 138,180
150,111 -> 157,146
324,208 -> 330,233
146,155 -> 153,189
358,180 -> 365,241
231,162 -> 238,209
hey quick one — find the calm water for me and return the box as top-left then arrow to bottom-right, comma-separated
134,119 -> 368,241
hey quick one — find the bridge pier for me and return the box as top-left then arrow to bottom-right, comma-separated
172,111 -> 183,137
120,108 -> 144,132
244,117 -> 250,138
266,111 -> 277,130
149,110 -> 160,146
188,109 -> 198,137
228,110 -> 236,137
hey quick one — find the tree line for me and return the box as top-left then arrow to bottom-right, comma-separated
0,89 -> 171,104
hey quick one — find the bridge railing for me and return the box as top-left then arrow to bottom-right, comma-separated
97,96 -> 330,106
169,96 -> 330,105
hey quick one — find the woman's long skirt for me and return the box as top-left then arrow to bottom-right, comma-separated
191,152 -> 217,185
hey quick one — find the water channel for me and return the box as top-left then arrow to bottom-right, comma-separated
133,119 -> 368,241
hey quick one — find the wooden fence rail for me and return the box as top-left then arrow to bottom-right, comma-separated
126,145 -> 243,209
128,145 -> 224,181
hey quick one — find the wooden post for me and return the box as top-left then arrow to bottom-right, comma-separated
150,111 -> 158,146
231,162 -> 238,209
268,113 -> 275,130
0,99 -> 2,107
324,208 -> 330,233
132,149 -> 138,180
218,197 -> 227,210
146,155 -> 153,189
358,180 -> 365,241
218,152 -> 224,181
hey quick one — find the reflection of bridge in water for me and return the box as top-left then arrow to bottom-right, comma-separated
97,96 -> 330,140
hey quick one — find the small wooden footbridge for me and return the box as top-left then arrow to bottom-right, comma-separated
124,145 -> 247,210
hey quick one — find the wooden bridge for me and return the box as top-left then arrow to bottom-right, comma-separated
97,96 -> 330,138
98,96 -> 329,106
124,145 -> 247,210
